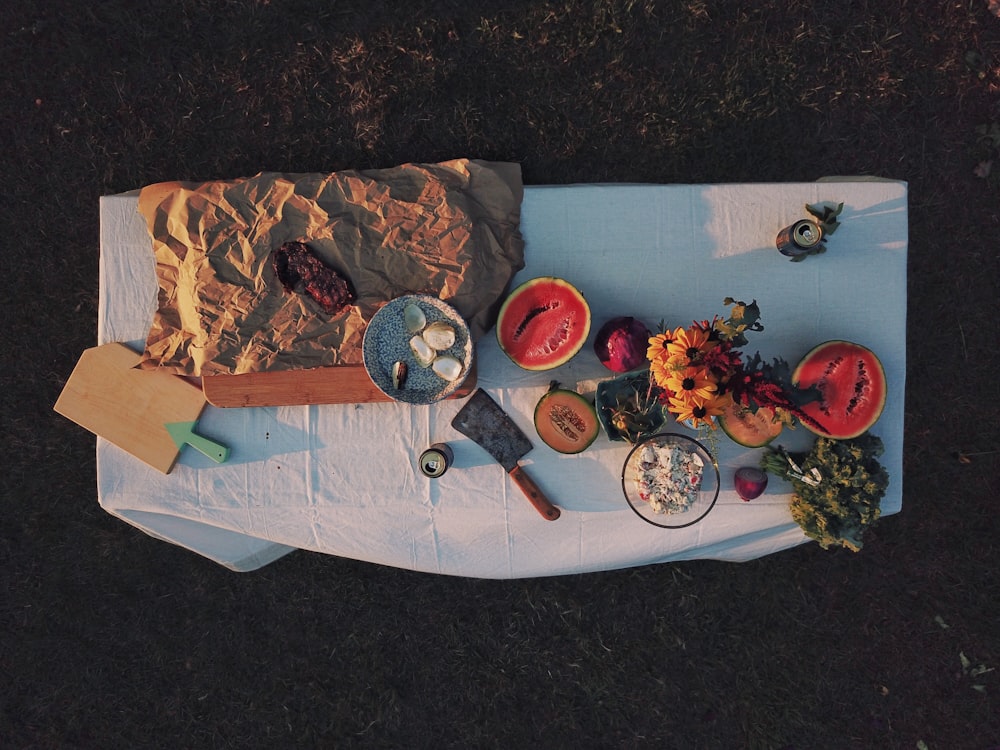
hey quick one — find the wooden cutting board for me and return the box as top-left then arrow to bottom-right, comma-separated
54,343 -> 211,474
201,362 -> 477,408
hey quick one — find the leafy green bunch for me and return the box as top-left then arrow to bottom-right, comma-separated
761,434 -> 889,552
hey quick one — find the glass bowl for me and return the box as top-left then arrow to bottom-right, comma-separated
621,432 -> 720,528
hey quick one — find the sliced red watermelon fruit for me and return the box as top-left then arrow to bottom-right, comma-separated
496,277 -> 591,371
792,340 -> 887,439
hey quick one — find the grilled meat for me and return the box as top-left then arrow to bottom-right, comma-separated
272,241 -> 353,315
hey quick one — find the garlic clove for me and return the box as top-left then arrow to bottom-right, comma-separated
403,302 -> 427,333
409,335 -> 436,367
391,361 -> 408,389
422,320 -> 456,351
431,354 -> 464,382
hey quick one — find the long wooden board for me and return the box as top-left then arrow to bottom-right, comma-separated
201,362 -> 477,408
54,343 -> 209,474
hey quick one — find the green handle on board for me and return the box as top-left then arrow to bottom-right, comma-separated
164,421 -> 231,463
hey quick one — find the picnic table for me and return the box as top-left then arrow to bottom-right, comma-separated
95,178 -> 907,575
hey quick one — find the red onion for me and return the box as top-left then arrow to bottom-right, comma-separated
594,316 -> 651,373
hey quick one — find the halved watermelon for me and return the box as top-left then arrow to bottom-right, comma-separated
792,340 -> 887,439
719,400 -> 784,447
496,277 -> 591,371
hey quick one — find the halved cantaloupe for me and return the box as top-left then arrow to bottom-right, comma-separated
533,384 -> 599,454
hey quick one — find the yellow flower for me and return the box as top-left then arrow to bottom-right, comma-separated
666,325 -> 714,364
648,352 -> 688,388
664,365 -> 717,402
649,357 -> 672,388
666,394 -> 722,430
702,392 -> 733,417
646,328 -> 680,364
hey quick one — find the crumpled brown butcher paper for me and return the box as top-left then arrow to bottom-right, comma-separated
136,159 -> 525,376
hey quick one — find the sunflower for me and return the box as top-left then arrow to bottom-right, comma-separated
666,324 -> 714,364
665,393 -> 728,430
649,350 -> 690,386
663,365 -> 717,402
646,328 -> 680,364
702,391 -> 733,417
648,356 -> 673,387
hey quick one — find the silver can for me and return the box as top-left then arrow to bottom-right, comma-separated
776,219 -> 823,257
419,443 -> 453,478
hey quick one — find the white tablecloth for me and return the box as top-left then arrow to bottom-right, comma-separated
96,181 -> 907,575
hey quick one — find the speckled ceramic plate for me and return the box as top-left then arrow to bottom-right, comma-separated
362,295 -> 473,404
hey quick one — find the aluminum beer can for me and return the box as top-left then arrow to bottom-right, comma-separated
776,219 -> 823,257
419,442 -> 453,478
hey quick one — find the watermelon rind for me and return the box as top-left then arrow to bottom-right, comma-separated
496,277 -> 591,371
792,340 -> 887,440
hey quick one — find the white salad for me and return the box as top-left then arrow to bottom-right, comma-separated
633,442 -> 704,515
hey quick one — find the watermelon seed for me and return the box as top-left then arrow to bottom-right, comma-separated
513,301 -> 560,340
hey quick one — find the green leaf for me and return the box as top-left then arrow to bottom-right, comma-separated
805,201 -> 844,236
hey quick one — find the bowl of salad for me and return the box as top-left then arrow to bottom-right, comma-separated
621,432 -> 720,528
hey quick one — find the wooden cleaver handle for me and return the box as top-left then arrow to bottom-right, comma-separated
508,465 -> 561,521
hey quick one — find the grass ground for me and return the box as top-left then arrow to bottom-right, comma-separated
2,1 -> 999,748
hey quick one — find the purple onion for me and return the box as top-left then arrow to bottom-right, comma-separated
734,467 -> 768,501
594,316 -> 651,373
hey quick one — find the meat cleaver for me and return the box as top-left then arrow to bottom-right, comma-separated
451,389 -> 560,521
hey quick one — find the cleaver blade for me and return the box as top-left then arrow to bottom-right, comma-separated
451,389 -> 560,521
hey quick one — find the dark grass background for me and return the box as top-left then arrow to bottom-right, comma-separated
3,1 -> 1000,748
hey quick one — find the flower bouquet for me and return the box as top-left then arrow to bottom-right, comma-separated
646,298 -> 825,433
597,298 -> 826,444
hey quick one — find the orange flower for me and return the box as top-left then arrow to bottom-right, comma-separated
649,357 -> 672,387
668,395 -> 730,430
663,365 -> 717,402
646,328 -> 680,364
703,391 -> 733,416
649,352 -> 688,388
666,324 -> 714,364
666,394 -> 726,430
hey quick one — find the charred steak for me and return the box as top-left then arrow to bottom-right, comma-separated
272,241 -> 353,315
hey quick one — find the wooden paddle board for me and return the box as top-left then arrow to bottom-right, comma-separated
54,343 -> 211,474
201,362 -> 477,408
